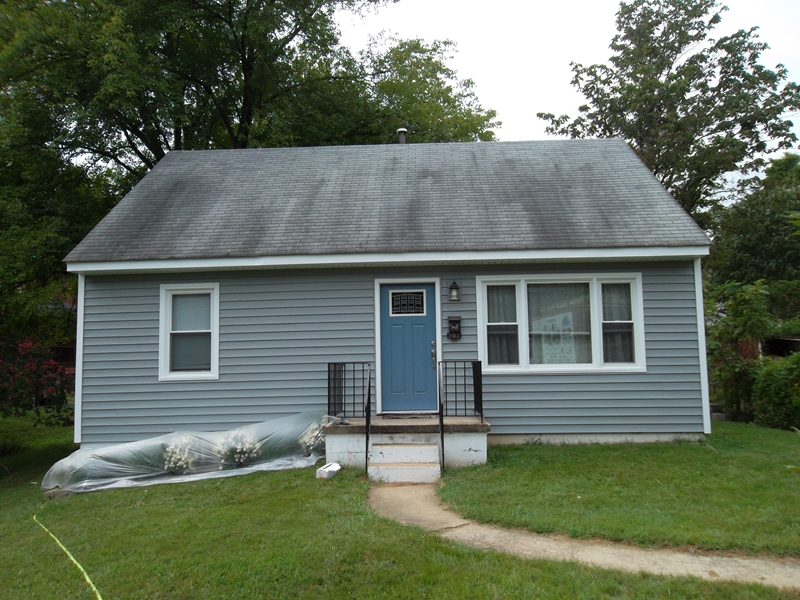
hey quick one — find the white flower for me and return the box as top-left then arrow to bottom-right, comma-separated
164,434 -> 197,474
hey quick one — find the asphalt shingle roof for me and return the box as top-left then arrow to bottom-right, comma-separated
65,139 -> 709,263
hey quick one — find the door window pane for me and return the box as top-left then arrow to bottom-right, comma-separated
528,283 -> 592,364
391,291 -> 425,315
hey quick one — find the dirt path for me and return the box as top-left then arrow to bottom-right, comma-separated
368,484 -> 800,590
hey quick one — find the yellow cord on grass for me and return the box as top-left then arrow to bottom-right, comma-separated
33,514 -> 103,600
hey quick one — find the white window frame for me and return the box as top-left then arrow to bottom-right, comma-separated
159,283 -> 220,381
476,273 -> 646,373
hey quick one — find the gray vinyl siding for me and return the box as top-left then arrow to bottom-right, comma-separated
474,262 -> 704,435
81,271 -> 376,444
79,261 -> 704,444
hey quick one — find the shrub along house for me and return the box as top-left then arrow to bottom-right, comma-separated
65,139 -> 711,482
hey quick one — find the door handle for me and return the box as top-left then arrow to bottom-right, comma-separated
431,348 -> 436,369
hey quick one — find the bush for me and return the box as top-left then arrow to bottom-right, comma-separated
752,354 -> 800,430
0,339 -> 74,425
706,281 -> 776,421
709,350 -> 758,421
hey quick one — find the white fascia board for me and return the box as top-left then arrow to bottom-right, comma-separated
67,246 -> 710,275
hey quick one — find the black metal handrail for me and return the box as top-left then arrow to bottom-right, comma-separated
438,360 -> 483,472
438,360 -> 483,420
364,365 -> 371,474
327,362 -> 372,418
327,362 -> 372,473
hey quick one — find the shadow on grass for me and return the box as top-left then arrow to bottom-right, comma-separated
0,441 -> 78,482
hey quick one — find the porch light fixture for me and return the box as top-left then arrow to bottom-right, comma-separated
448,281 -> 461,302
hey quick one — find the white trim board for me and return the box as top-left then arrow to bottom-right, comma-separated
73,274 -> 85,444
158,283 -> 220,381
694,258 -> 712,435
476,272 -> 647,374
67,246 -> 710,275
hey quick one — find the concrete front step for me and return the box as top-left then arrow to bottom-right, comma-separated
368,462 -> 441,483
369,443 -> 439,465
324,416 -> 489,470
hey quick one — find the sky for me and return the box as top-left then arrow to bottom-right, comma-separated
336,0 -> 800,142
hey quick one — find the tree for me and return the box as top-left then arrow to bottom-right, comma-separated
0,88 -> 119,348
706,280 -> 776,421
0,0 -> 386,176
708,154 -> 800,287
537,0 -> 800,224
361,37 -> 499,143
0,0 -> 500,358
706,153 -> 800,326
0,0 -> 498,179
241,37 -> 500,147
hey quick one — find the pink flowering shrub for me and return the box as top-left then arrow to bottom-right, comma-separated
0,339 -> 74,425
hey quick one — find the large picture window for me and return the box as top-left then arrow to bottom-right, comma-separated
478,274 -> 645,372
159,283 -> 219,381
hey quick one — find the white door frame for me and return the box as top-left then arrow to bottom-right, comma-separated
374,278 -> 442,414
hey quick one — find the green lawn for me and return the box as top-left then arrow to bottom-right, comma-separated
0,416 -> 796,599
440,421 -> 800,556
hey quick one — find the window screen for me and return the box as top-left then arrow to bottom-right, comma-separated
170,293 -> 212,371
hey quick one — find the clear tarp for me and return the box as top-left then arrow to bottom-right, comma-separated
42,411 -> 329,493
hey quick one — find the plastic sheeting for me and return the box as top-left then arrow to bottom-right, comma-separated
42,411 -> 329,493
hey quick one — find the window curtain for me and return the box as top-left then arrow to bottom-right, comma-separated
601,284 -> 634,363
487,286 -> 519,364
528,283 -> 592,364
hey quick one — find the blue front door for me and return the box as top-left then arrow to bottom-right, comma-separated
380,283 -> 438,412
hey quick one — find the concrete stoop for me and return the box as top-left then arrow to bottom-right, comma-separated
368,442 -> 441,483
323,415 -> 489,483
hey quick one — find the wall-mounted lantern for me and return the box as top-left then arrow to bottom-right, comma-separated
448,281 -> 461,302
447,316 -> 462,341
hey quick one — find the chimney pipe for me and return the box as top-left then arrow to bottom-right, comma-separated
397,128 -> 407,144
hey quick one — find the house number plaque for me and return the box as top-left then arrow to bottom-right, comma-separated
447,316 -> 462,341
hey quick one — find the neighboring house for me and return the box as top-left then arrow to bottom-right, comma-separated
65,139 -> 711,449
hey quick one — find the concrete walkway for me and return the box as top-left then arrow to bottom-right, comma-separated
368,484 -> 800,590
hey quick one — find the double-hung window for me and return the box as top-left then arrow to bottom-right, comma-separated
159,283 -> 219,381
478,274 -> 645,372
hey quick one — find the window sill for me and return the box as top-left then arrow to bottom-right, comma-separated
158,372 -> 219,382
483,364 -> 647,375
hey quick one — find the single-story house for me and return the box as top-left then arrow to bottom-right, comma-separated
65,139 -> 712,459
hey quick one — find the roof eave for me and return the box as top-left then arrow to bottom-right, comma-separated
66,246 -> 711,276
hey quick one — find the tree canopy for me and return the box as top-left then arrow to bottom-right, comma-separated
537,0 -> 800,224
707,153 -> 800,298
0,88 -> 119,345
0,0 -> 499,349
0,0 -> 498,177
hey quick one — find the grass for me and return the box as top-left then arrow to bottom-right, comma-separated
1,417 -> 797,599
439,421 -> 800,556
0,412 -> 75,456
